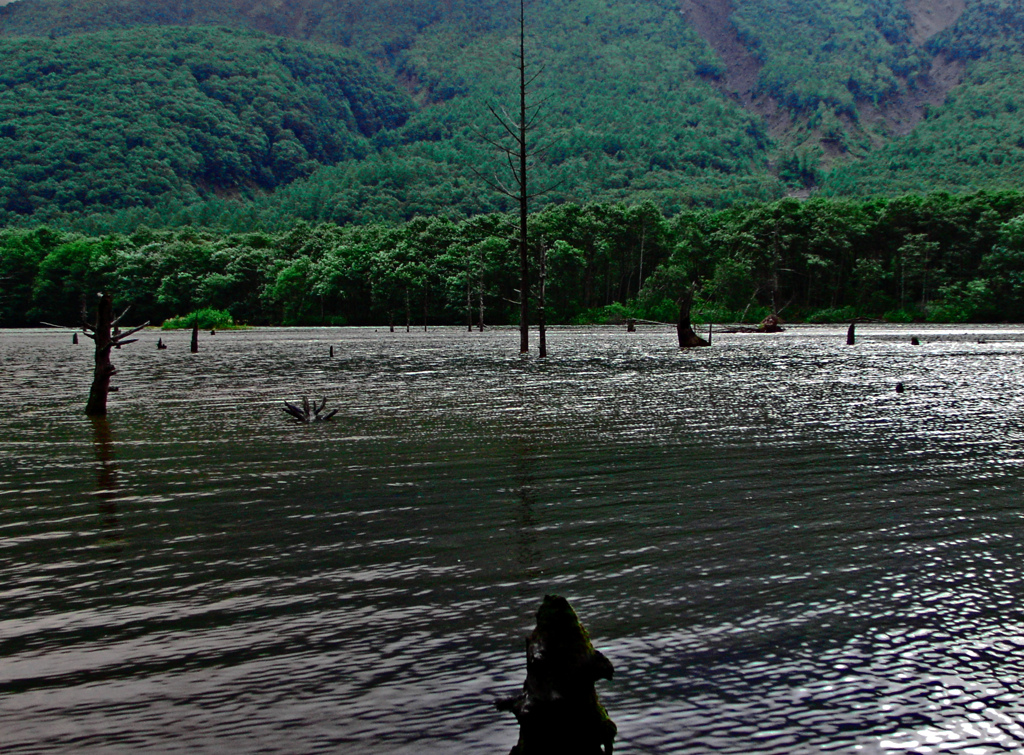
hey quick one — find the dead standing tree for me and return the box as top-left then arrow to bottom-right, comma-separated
48,293 -> 147,416
474,0 -> 553,356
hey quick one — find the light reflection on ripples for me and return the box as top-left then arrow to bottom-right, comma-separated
2,325 -> 1024,752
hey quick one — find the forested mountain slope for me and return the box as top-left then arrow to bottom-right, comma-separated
0,26 -> 412,224
0,0 -> 1022,228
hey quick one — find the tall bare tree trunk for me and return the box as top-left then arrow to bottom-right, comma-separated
517,0 -> 529,355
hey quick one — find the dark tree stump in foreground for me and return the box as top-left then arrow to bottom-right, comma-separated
497,595 -> 616,755
847,322 -> 856,345
677,291 -> 709,348
190,319 -> 199,353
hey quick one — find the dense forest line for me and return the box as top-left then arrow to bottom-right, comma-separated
5,191 -> 1024,329
0,0 -> 1022,230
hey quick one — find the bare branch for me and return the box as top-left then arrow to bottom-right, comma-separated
486,103 -> 520,142
112,306 -> 132,327
474,129 -> 519,155
111,322 -> 149,343
525,177 -> 566,200
466,164 -> 517,198
525,67 -> 546,87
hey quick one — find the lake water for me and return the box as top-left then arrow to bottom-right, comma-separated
2,324 -> 1024,754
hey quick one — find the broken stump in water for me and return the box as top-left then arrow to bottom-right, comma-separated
496,595 -> 616,755
677,290 -> 709,348
847,321 -> 856,345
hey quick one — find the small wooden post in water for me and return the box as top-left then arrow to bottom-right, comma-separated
497,595 -> 616,754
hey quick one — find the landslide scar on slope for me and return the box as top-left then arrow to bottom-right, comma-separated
679,0 -> 791,136
907,0 -> 966,46
865,0 -> 967,136
680,0 -> 967,140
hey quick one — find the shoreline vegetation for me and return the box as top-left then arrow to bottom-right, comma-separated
4,190 -> 1024,330
160,308 -> 240,330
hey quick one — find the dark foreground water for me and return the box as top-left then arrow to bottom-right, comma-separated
2,324 -> 1024,754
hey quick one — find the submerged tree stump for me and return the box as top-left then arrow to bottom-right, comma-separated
283,396 -> 338,423
497,595 -> 616,755
847,321 -> 856,345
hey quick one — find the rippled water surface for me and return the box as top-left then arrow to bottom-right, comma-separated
3,324 -> 1024,754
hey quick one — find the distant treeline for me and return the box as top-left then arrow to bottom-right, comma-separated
4,190 -> 1024,329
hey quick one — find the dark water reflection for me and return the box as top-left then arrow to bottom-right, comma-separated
2,325 -> 1024,753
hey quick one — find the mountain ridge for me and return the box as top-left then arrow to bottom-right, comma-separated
0,0 -> 1021,228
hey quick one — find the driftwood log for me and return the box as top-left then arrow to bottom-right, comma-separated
283,396 -> 338,423
719,313 -> 785,334
497,595 -> 616,755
